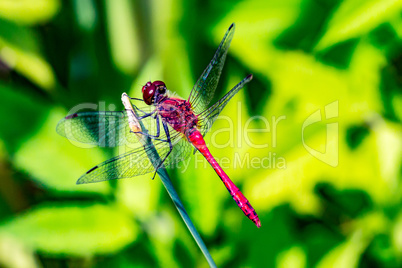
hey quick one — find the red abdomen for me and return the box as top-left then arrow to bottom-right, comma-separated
187,130 -> 261,228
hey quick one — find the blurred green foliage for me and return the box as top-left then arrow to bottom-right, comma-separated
0,0 -> 401,267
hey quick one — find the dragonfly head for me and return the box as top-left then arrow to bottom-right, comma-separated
142,81 -> 167,105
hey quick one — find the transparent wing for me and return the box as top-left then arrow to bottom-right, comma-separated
56,111 -> 136,147
198,75 -> 253,137
58,102 -> 195,183
188,23 -> 235,115
76,130 -> 193,184
56,106 -> 168,148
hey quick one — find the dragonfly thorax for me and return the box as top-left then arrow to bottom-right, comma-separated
142,81 -> 167,105
157,98 -> 199,136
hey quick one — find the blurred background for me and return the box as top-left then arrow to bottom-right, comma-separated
0,0 -> 401,267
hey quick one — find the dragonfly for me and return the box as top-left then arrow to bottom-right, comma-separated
57,23 -> 261,228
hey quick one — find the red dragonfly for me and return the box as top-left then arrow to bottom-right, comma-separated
57,23 -> 260,227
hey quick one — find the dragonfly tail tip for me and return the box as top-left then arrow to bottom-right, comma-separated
254,218 -> 261,228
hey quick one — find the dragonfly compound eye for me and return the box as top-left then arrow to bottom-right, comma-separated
153,80 -> 166,94
142,82 -> 156,105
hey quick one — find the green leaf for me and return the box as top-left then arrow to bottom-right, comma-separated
213,0 -> 302,44
0,204 -> 138,256
14,108 -> 110,193
0,0 -> 60,25
0,18 -> 40,54
316,0 -> 402,50
0,83 -> 48,153
276,246 -> 306,268
104,0 -> 140,74
0,37 -> 56,90
316,212 -> 387,268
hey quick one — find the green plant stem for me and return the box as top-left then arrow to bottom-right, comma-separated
122,94 -> 217,268
156,166 -> 217,268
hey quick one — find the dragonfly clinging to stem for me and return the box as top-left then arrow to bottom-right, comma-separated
57,23 -> 261,227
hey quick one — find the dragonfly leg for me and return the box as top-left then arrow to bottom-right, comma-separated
137,110 -> 156,120
130,115 -> 169,142
128,97 -> 144,102
132,104 -> 151,115
152,120 -> 173,180
125,104 -> 156,118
